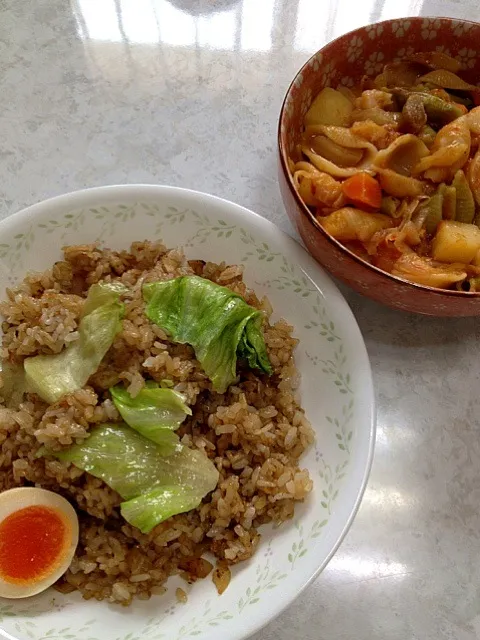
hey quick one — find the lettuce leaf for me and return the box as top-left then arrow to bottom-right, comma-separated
120,485 -> 203,533
143,276 -> 272,393
237,315 -> 272,373
81,281 -> 128,316
24,282 -> 127,404
52,423 -> 219,530
110,381 -> 191,453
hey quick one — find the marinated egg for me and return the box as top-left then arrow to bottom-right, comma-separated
0,487 -> 79,598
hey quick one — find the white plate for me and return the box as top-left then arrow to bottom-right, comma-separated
0,186 -> 375,640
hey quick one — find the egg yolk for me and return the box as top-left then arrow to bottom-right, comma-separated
0,505 -> 69,584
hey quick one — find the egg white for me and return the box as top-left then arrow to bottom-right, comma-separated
0,487 -> 79,598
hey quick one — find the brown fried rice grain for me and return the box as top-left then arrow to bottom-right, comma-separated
0,240 -> 314,605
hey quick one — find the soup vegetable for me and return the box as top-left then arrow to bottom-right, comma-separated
290,51 -> 480,291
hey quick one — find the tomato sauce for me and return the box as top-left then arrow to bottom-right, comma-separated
0,505 -> 68,583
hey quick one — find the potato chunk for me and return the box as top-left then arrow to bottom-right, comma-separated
432,220 -> 480,264
305,88 -> 353,128
320,207 -> 392,242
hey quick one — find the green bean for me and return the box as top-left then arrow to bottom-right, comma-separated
417,191 -> 444,235
452,170 -> 475,224
421,93 -> 465,125
440,184 -> 457,221
390,89 -> 464,125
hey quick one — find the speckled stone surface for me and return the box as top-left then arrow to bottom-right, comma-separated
1,0 -> 480,638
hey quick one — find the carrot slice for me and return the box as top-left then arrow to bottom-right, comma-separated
342,173 -> 382,210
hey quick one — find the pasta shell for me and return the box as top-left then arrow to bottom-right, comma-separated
374,134 -> 430,176
303,126 -> 380,176
292,163 -> 346,208
377,169 -> 426,197
306,135 -> 364,167
308,126 -> 378,151
466,106 -> 480,135
413,117 -> 471,177
384,62 -> 425,87
302,148 -> 375,179
407,52 -> 461,73
418,70 -> 477,91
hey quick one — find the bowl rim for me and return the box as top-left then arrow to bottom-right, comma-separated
277,15 -> 480,299
0,184 -> 376,640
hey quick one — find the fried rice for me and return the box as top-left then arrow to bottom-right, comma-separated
0,240 -> 314,605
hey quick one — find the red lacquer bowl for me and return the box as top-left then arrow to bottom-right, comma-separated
278,16 -> 480,316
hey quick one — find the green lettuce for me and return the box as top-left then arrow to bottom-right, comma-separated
237,315 -> 273,373
110,381 -> 191,453
143,276 -> 272,393
24,282 -> 127,404
53,423 -> 219,531
120,485 -> 204,533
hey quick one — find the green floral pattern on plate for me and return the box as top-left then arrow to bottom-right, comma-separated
0,195 -> 371,640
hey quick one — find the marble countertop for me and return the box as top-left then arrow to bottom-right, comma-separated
2,0 -> 480,638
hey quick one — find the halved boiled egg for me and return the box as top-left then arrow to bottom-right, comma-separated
0,487 -> 79,598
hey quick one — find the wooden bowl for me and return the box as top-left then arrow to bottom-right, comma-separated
278,16 -> 480,316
